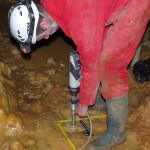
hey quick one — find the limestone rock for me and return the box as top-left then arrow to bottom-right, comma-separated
0,109 -> 7,124
0,62 -> 18,113
5,113 -> 24,136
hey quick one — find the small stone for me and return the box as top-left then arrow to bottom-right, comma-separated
44,68 -> 55,75
29,100 -> 43,113
22,136 -> 36,147
59,61 -> 66,67
10,141 -> 25,150
46,57 -> 56,65
60,63 -> 66,67
43,81 -> 54,93
34,71 -> 49,84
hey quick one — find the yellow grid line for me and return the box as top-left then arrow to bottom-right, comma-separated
55,115 -> 106,123
55,115 -> 106,150
57,123 -> 77,150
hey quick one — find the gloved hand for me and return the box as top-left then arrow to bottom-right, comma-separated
75,102 -> 88,117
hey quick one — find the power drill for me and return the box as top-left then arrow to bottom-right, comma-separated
69,50 -> 82,126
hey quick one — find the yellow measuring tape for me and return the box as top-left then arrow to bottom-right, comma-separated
57,123 -> 77,150
55,115 -> 106,150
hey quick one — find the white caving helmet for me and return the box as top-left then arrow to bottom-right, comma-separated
8,0 -> 58,53
8,0 -> 39,53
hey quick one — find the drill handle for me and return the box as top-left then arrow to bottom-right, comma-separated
69,50 -> 82,95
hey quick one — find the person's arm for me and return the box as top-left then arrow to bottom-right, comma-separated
40,0 -> 105,116
66,3 -> 105,107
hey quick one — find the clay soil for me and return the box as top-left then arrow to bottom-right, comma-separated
0,3 -> 150,150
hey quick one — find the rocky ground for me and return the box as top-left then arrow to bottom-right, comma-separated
0,2 -> 150,150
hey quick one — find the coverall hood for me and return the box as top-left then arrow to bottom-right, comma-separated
40,0 -> 73,37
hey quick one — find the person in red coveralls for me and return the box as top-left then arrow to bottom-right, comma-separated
8,0 -> 150,149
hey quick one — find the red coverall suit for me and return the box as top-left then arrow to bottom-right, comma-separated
41,0 -> 150,106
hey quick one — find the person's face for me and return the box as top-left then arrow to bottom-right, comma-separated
36,14 -> 58,41
36,19 -> 58,41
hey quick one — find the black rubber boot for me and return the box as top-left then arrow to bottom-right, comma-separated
88,93 -> 128,150
91,91 -> 106,112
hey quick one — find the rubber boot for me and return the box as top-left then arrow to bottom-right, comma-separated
91,91 -> 106,112
87,93 -> 128,150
